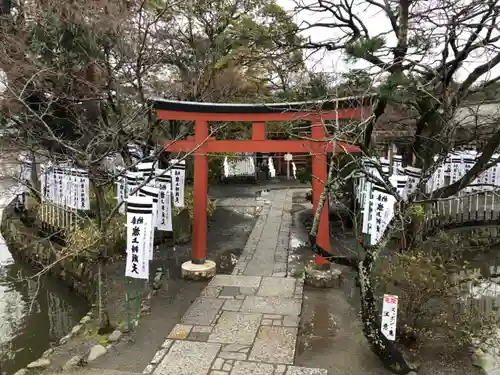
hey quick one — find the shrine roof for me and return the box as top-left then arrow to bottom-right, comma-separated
148,94 -> 376,114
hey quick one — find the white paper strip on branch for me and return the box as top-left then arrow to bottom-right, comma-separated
138,185 -> 159,261
170,159 -> 186,208
125,195 -> 152,280
156,170 -> 173,232
381,294 -> 399,341
369,185 -> 396,246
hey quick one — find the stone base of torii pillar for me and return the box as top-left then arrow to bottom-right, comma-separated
181,260 -> 217,280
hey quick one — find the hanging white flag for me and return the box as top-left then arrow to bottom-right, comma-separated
389,175 -> 408,201
138,185 -> 159,261
268,157 -> 276,178
77,169 -> 90,210
115,167 -> 126,215
369,184 -> 396,245
125,196 -> 152,280
156,170 -> 173,232
169,159 -> 186,208
137,162 -> 156,186
381,294 -> 399,341
404,166 -> 421,196
126,170 -> 143,198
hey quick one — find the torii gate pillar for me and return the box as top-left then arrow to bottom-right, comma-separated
150,98 -> 369,279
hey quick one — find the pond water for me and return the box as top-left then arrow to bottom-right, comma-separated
0,184 -> 89,375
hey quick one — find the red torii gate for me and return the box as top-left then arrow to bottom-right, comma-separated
150,98 -> 370,278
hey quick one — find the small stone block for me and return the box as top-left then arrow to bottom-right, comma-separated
210,371 -> 228,375
220,286 -> 240,297
223,363 -> 232,371
236,295 -> 245,300
222,299 -> 243,311
192,325 -> 213,333
151,348 -> 168,364
262,319 -> 272,325
188,332 -> 210,341
239,287 -> 257,295
272,320 -> 282,326
154,341 -> 221,375
283,316 -> 300,327
231,361 -> 274,375
209,311 -> 261,345
218,352 -> 247,360
161,339 -> 173,349
182,298 -> 225,326
142,364 -> 154,374
168,324 -> 193,340
212,358 -> 224,370
241,296 -> 301,316
210,275 -> 262,288
285,366 -> 328,375
264,314 -> 282,319
226,360 -> 234,365
202,287 -> 221,297
249,326 -> 297,364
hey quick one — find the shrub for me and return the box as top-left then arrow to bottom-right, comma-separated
374,233 -> 500,351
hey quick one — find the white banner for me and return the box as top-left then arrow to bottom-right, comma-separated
170,159 -> 186,208
126,170 -> 143,198
138,185 -> 159,261
77,169 -> 90,210
125,195 -> 152,280
137,162 -> 156,186
115,167 -> 126,215
369,184 -> 396,245
156,170 -> 173,232
381,294 -> 399,341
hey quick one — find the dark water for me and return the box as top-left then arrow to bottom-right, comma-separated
0,195 -> 89,375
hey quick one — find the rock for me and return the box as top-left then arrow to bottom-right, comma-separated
140,305 -> 151,313
108,330 -> 122,343
88,344 -> 107,362
13,369 -> 28,375
80,315 -> 91,324
27,358 -> 51,369
62,355 -> 84,371
42,348 -> 55,358
153,273 -> 162,290
59,334 -> 71,345
71,324 -> 83,335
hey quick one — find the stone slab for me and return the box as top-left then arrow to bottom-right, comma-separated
208,311 -> 261,345
241,296 -> 301,316
249,326 -> 297,364
153,340 -> 221,375
285,366 -> 328,375
181,298 -> 225,326
209,275 -> 262,288
257,277 -> 295,298
231,361 -> 275,375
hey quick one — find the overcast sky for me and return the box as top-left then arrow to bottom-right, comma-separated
278,0 -> 500,84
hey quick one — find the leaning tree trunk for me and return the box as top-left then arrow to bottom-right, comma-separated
308,155 -> 416,374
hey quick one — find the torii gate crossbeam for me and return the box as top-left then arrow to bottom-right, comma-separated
150,97 -> 371,278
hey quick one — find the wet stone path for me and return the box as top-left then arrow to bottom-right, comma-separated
143,189 -> 327,375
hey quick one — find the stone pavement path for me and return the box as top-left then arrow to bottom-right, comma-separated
143,189 -> 328,375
